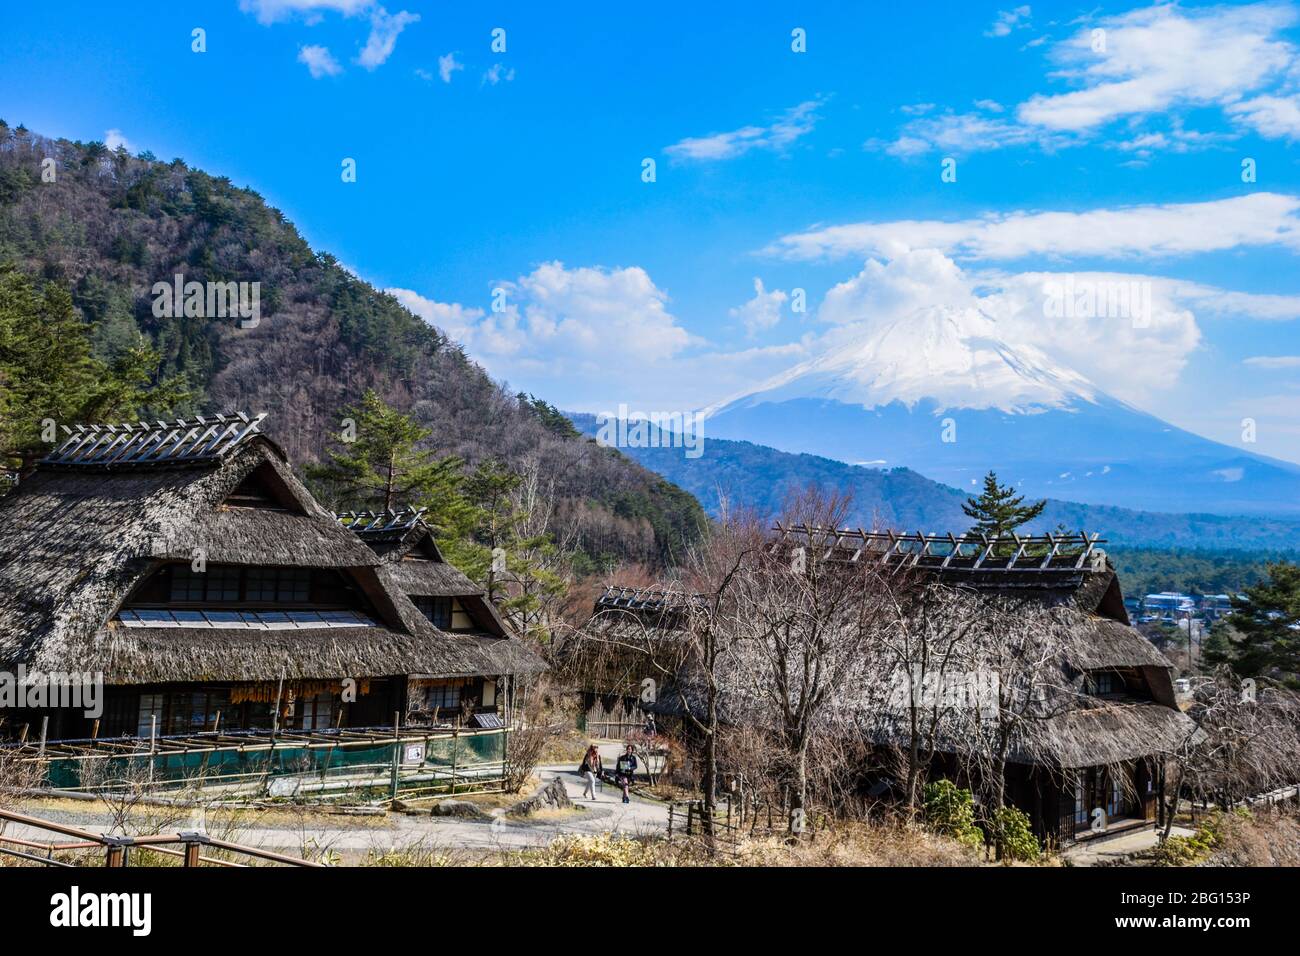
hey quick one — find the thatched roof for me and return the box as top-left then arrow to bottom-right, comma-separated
1025,701 -> 1195,769
337,507 -> 515,640
0,416 -> 544,683
89,622 -> 538,683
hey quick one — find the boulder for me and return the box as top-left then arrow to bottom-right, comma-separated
429,799 -> 491,819
506,776 -> 573,817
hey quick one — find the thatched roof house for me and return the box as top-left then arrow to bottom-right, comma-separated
0,413 -> 543,741
583,527 -> 1196,846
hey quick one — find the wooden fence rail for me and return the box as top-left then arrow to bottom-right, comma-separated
0,807 -> 323,868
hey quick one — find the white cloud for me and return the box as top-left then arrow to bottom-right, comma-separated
104,129 -> 134,152
986,6 -> 1032,38
1019,3 -> 1296,132
767,193 -> 1300,262
1244,354 -> 1300,367
1226,93 -> 1300,138
730,279 -> 789,336
239,0 -> 372,25
388,263 -> 708,408
810,251 -> 1202,402
437,52 -> 463,83
881,2 -> 1300,155
819,249 -> 976,325
386,289 -> 485,342
482,63 -> 516,85
665,100 -> 822,162
297,44 -> 343,78
875,110 -> 1055,156
357,7 -> 419,70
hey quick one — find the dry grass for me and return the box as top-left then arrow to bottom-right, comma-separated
1208,807 -> 1300,867
735,820 -> 995,867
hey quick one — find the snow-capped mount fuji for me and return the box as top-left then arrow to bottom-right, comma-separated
705,305 -> 1099,415
702,305 -> 1300,517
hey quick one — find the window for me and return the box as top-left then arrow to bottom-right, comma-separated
246,567 -> 310,603
1090,672 -> 1119,696
277,568 -> 310,603
424,681 -> 462,713
413,596 -> 452,629
1107,775 -> 1124,818
138,694 -> 164,738
1072,771 -> 1088,826
170,567 -> 208,602
298,692 -> 336,731
207,566 -> 241,602
139,564 -> 367,610
136,689 -> 228,736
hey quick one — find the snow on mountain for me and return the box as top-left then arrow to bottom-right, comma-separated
705,305 -> 1100,416
700,305 -> 1300,517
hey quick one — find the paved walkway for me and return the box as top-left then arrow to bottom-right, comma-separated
1062,824 -> 1195,866
0,743 -> 670,861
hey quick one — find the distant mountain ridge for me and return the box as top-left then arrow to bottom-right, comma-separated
702,305 -> 1300,517
569,413 -> 1300,551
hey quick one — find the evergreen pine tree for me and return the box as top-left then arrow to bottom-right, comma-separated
306,389 -> 476,543
0,266 -> 186,477
961,470 -> 1047,538
1203,562 -> 1300,688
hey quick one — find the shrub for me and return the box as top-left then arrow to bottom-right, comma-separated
923,779 -> 983,848
989,805 -> 1040,862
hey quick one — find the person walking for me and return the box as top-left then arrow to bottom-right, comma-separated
614,743 -> 638,804
579,744 -> 602,800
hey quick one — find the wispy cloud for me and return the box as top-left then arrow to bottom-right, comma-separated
665,99 -> 823,162
239,0 -> 372,26
730,278 -> 789,337
481,62 -> 516,85
437,52 -> 463,83
1244,354 -> 1300,367
767,193 -> 1300,262
985,5 -> 1032,38
357,6 -> 419,70
298,44 -> 343,78
877,2 -> 1300,156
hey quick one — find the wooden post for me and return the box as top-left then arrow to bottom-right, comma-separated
450,729 -> 460,795
148,714 -> 157,786
389,712 -> 401,800
667,804 -> 674,837
183,840 -> 201,868
105,845 -> 126,868
91,719 -> 100,741
38,716 -> 48,756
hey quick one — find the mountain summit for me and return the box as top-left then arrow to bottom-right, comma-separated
705,305 -> 1098,416
703,305 -> 1300,517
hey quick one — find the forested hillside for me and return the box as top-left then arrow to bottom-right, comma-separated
0,124 -> 705,566
568,413 -> 1300,552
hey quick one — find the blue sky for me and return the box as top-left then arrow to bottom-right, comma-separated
2,0 -> 1299,461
